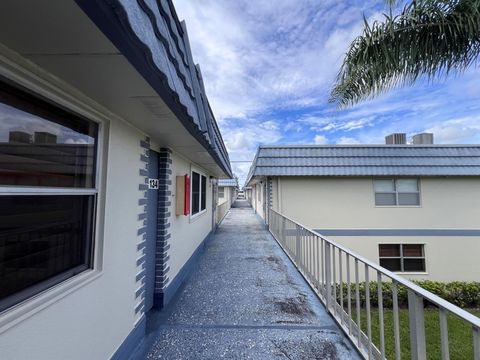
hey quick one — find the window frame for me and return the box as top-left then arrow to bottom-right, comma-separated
218,187 -> 225,198
190,169 -> 207,219
378,243 -> 426,273
0,57 -> 106,326
373,178 -> 421,207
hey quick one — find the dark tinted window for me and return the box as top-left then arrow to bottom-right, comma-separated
192,172 -> 200,214
0,81 -> 98,188
0,80 -> 98,313
0,195 -> 95,312
404,259 -> 425,272
403,244 -> 423,257
379,244 -> 400,257
201,175 -> 206,210
379,258 -> 402,271
379,244 -> 425,272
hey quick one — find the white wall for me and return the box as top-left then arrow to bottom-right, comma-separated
272,176 -> 480,282
251,182 -> 265,220
335,236 -> 480,282
245,189 -> 252,204
276,177 -> 480,229
167,152 -> 214,282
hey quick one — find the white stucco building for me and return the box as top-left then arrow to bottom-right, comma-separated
216,178 -> 238,223
246,141 -> 480,282
0,1 -> 232,359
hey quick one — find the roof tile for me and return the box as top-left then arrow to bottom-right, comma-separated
247,145 -> 480,183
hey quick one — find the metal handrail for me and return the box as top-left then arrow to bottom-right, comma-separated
268,208 -> 480,360
269,209 -> 480,328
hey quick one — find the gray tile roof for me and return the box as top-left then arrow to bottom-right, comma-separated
218,179 -> 238,187
246,145 -> 480,184
82,0 -> 232,177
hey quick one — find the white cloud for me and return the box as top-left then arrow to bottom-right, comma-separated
314,135 -> 328,144
299,115 -> 332,129
336,136 -> 361,144
284,121 -> 303,132
298,113 -> 376,132
173,0 -> 379,120
423,115 -> 480,144
221,118 -> 282,185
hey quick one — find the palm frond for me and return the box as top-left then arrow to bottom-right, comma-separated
330,0 -> 480,108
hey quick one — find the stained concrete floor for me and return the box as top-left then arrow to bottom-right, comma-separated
134,206 -> 360,359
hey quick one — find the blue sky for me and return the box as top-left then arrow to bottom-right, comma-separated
173,0 -> 480,184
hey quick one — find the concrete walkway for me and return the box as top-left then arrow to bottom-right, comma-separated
135,207 -> 360,359
231,199 -> 251,208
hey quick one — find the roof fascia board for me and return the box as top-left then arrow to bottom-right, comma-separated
75,0 -> 232,178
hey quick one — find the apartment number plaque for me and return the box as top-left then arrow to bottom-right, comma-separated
148,178 -> 159,190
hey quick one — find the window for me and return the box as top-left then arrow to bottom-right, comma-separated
191,171 -> 207,216
379,244 -> 425,272
218,187 -> 225,198
374,178 -> 420,206
201,175 -> 206,211
0,79 -> 98,312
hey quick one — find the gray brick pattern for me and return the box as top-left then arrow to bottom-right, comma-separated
267,177 -> 273,210
135,136 -> 151,317
266,177 -> 273,224
155,148 -> 172,298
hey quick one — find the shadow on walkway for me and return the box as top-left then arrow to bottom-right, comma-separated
133,208 -> 360,359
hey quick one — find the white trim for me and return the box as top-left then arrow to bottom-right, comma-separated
190,209 -> 207,222
0,187 -> 97,195
0,45 -> 109,329
189,167 -> 208,220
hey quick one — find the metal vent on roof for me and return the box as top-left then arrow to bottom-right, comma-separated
385,133 -> 407,144
412,133 -> 434,144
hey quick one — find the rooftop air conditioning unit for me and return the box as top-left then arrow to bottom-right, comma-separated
412,133 -> 434,144
385,133 -> 406,144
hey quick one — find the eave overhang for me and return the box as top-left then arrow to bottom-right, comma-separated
76,0 -> 232,178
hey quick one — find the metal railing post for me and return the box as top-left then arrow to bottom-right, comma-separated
438,308 -> 449,360
392,281 -> 401,360
325,242 -> 331,311
295,224 -> 301,265
268,209 -> 271,232
408,290 -> 427,360
377,272 -> 386,360
474,326 -> 480,360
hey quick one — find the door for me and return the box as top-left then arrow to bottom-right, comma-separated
145,149 -> 159,312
